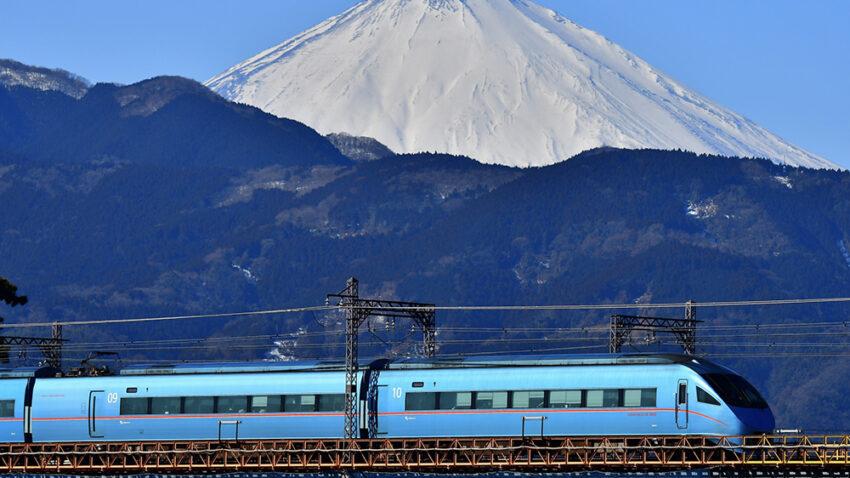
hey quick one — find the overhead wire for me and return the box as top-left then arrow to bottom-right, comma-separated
3,296 -> 850,330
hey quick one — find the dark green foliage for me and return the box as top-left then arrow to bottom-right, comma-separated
0,277 -> 27,307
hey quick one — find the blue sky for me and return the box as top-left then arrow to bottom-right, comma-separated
1,0 -> 848,167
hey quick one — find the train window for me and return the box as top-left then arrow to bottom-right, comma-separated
317,394 -> 346,412
250,395 -> 282,413
475,391 -> 508,409
0,400 -> 14,417
587,389 -> 619,408
623,389 -> 642,407
218,396 -> 249,414
696,387 -> 721,406
405,392 -> 437,411
151,397 -> 181,415
120,397 -> 148,415
439,392 -> 472,410
622,389 -> 657,407
184,396 -> 214,414
512,391 -> 545,409
641,389 -> 657,407
284,394 -> 316,412
549,390 -> 582,408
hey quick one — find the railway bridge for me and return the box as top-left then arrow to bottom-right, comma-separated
0,434 -> 849,474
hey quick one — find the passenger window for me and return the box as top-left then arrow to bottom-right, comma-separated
183,396 -> 214,414
0,400 -> 15,417
641,389 -> 657,407
623,389 -> 643,407
218,396 -> 248,414
284,394 -> 316,412
512,391 -> 545,408
120,397 -> 148,415
587,390 -> 619,408
439,392 -> 472,410
317,394 -> 345,412
623,389 -> 657,407
250,395 -> 281,413
475,391 -> 508,409
550,390 -> 582,408
405,392 -> 437,411
151,397 -> 181,415
697,386 -> 721,406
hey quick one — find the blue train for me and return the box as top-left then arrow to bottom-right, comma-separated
0,354 -> 774,442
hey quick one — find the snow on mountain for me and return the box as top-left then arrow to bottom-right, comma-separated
0,59 -> 89,99
205,0 -> 838,170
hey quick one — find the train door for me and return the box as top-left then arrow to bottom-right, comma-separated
675,379 -> 688,430
374,385 -> 389,437
88,390 -> 106,439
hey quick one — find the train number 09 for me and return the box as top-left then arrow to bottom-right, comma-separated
106,392 -> 119,404
392,387 -> 402,399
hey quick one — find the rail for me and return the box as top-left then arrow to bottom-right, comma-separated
1,435 -> 849,473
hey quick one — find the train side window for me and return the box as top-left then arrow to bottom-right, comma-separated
475,391 -> 508,409
120,397 -> 149,415
512,391 -> 545,408
405,392 -> 437,411
250,395 -> 282,413
641,389 -> 657,407
0,400 -> 15,417
317,394 -> 346,412
623,389 -> 642,407
550,390 -> 582,408
184,396 -> 214,414
284,394 -> 316,412
218,396 -> 249,414
151,397 -> 181,415
587,390 -> 619,408
439,392 -> 472,410
697,387 -> 721,406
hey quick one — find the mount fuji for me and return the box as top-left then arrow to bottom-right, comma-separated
206,0 -> 837,170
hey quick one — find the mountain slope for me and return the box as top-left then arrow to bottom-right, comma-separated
0,59 -> 89,99
206,0 -> 837,170
0,77 -> 348,169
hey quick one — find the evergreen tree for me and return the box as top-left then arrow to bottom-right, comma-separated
0,277 -> 27,363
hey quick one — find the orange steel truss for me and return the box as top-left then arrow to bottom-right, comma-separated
0,435 -> 849,473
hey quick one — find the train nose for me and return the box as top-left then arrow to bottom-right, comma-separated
731,406 -> 776,434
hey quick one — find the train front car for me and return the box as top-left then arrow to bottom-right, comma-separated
686,359 -> 775,435
373,354 -> 775,438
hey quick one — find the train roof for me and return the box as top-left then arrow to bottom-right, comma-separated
118,360 -> 348,376
0,366 -> 61,378
118,353 -> 706,376
1,354 -> 724,378
385,353 -> 698,370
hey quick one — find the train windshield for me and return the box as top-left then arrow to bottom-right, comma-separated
700,373 -> 768,409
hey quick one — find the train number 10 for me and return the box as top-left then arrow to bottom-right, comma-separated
392,387 -> 402,399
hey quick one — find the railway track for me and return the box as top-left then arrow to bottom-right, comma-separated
0,435 -> 848,473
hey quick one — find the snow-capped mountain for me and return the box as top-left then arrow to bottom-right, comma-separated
206,0 -> 837,169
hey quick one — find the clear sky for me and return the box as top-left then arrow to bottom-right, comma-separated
1,0 -> 848,167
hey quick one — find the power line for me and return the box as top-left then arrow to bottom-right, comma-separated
3,296 -> 850,330
0,305 -> 335,329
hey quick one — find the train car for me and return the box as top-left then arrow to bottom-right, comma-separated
372,355 -> 774,438
1,353 -> 773,442
0,367 -> 59,443
29,361 -> 350,442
